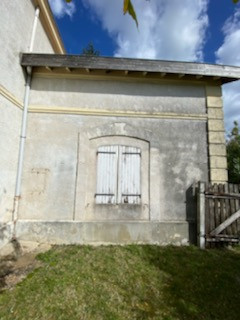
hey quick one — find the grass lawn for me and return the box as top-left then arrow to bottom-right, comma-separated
0,245 -> 240,320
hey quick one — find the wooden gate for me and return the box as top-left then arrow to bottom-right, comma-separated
197,182 -> 240,248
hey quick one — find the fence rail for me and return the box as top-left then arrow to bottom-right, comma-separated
197,182 -> 240,248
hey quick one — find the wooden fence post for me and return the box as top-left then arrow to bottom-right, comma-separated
197,181 -> 206,249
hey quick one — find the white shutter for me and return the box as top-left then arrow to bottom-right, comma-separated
119,146 -> 141,204
96,146 -> 118,204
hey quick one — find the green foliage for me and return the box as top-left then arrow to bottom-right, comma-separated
1,245 -> 240,320
227,121 -> 240,183
81,42 -> 100,56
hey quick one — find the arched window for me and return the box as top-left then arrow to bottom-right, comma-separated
95,145 -> 141,204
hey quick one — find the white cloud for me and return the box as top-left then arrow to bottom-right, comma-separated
216,9 -> 240,65
83,0 -> 209,61
48,0 -> 76,18
222,81 -> 240,133
215,8 -> 240,133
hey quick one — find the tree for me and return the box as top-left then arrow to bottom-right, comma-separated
227,121 -> 240,183
81,42 -> 100,56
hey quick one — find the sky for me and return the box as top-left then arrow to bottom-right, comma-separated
48,0 -> 240,133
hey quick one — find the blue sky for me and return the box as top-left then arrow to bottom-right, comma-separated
48,0 -> 240,132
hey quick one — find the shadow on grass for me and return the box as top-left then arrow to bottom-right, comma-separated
134,245 -> 240,320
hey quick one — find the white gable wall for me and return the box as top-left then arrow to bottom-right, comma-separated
0,0 -> 54,101
0,0 -> 54,245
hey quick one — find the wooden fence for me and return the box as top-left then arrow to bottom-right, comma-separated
197,182 -> 240,248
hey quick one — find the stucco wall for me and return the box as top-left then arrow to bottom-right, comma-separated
30,77 -> 206,114
33,16 -> 55,54
19,114 -> 208,221
0,0 -> 54,246
0,0 -> 54,101
17,76 -> 209,244
0,97 -> 21,223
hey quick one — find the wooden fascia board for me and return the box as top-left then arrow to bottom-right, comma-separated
21,53 -> 240,83
32,0 -> 65,54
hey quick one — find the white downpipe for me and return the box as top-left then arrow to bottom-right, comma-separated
13,7 -> 40,236
14,70 -> 32,197
29,7 -> 40,53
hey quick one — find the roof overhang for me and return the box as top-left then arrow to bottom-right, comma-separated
21,53 -> 240,84
32,0 -> 65,54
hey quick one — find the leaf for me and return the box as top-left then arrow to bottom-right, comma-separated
123,0 -> 138,27
123,0 -> 130,14
233,0 -> 239,3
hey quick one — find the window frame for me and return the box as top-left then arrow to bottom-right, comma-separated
82,135 -> 149,221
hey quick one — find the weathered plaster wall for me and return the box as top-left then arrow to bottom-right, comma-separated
19,114 -> 208,221
0,0 -> 54,247
30,77 -> 206,114
18,77 -> 209,244
0,97 -> 22,223
0,97 -> 22,247
16,221 -> 189,246
33,16 -> 55,54
0,0 -> 54,100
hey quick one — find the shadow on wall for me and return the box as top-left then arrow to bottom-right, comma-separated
31,77 -> 205,99
0,224 -> 8,242
186,184 -> 198,245
0,223 -> 14,250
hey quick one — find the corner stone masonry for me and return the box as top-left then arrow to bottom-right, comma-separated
206,85 -> 228,183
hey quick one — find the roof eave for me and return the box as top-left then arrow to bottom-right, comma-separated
21,53 -> 240,84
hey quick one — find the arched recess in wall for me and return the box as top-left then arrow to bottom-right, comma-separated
75,129 -> 150,221
86,122 -> 152,143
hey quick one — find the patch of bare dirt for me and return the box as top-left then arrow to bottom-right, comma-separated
0,241 -> 51,292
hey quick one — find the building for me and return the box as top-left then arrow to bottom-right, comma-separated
1,0 -> 240,248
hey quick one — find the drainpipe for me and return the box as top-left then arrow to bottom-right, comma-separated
29,7 -> 40,53
12,7 -> 40,238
